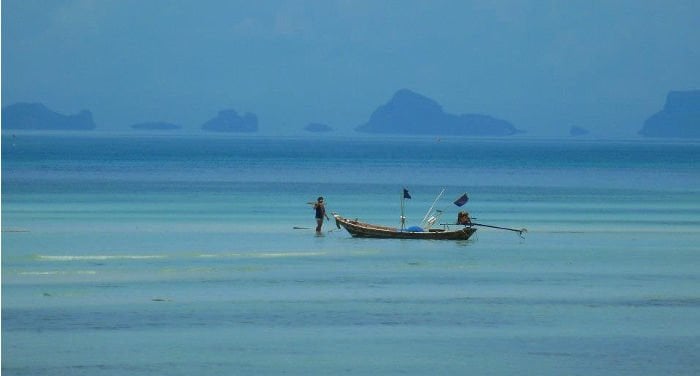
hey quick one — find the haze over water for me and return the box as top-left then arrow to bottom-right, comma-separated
3,1 -> 700,136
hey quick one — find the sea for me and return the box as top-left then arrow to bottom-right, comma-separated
2,134 -> 699,375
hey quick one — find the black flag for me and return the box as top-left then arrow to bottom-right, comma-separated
403,188 -> 411,199
453,193 -> 469,207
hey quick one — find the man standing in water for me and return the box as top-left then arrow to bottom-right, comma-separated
311,196 -> 330,233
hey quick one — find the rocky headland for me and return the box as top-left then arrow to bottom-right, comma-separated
131,122 -> 182,131
304,123 -> 333,133
2,103 -> 96,130
356,89 -> 520,136
201,109 -> 258,132
639,90 -> 700,138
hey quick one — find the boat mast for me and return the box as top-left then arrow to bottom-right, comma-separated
400,188 -> 410,231
400,190 -> 406,231
421,188 -> 445,228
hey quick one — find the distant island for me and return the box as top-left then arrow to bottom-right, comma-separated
2,102 -> 96,131
304,122 -> 333,133
201,109 -> 258,132
639,90 -> 700,138
131,122 -> 181,131
356,89 -> 520,136
569,126 -> 590,137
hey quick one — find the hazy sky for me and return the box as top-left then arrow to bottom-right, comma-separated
3,0 -> 699,136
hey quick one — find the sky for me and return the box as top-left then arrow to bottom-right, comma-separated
2,0 -> 699,137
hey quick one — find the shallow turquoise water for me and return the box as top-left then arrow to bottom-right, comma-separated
2,135 -> 700,375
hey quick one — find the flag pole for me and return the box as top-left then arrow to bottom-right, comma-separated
400,189 -> 405,231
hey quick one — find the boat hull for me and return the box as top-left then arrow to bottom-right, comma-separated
333,214 -> 476,240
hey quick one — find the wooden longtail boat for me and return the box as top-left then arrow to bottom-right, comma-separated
333,214 -> 476,240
